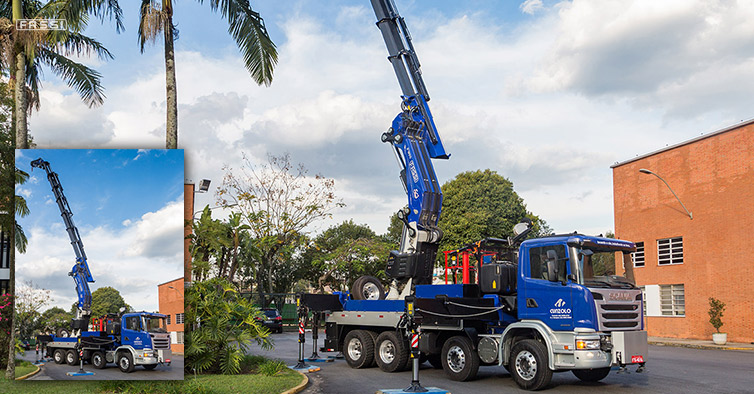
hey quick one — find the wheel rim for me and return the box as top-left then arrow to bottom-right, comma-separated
347,338 -> 363,361
94,354 -> 101,366
515,350 -> 537,381
379,340 -> 396,364
67,353 -> 74,364
55,352 -> 62,362
120,357 -> 129,369
362,283 -> 380,300
446,345 -> 466,373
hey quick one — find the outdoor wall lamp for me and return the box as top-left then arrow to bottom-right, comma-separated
639,168 -> 693,220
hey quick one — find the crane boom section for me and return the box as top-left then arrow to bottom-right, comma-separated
31,159 -> 94,314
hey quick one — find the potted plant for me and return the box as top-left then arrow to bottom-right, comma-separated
708,297 -> 727,345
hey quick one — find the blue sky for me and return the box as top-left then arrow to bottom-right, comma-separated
24,0 -> 754,239
15,149 -> 184,312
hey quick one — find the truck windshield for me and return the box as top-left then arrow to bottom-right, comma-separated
142,316 -> 168,333
570,247 -> 636,289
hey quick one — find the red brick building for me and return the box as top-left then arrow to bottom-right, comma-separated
612,119 -> 754,342
158,278 -> 185,353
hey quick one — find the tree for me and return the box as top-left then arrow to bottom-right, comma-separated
302,220 -> 389,292
437,169 -> 549,253
14,281 -> 51,342
185,277 -> 271,375
89,287 -> 131,318
188,207 -> 250,284
138,0 -> 277,149
38,306 -> 72,334
2,0 -> 122,148
217,153 -> 344,299
382,213 -> 403,247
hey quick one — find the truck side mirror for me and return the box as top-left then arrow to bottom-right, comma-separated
546,250 -> 559,282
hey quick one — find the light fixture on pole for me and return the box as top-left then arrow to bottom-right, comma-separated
639,169 -> 692,220
196,179 -> 211,193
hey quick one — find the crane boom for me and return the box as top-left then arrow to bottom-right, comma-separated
31,158 -> 94,328
370,0 -> 449,292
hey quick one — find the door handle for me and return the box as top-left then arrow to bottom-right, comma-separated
526,298 -> 538,308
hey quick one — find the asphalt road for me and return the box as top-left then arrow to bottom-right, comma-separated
20,350 -> 183,380
250,331 -> 754,393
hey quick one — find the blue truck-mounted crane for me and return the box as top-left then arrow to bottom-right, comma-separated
31,159 -> 171,372
300,1 -> 648,390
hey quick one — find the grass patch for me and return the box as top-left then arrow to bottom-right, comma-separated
187,368 -> 303,394
14,359 -> 37,378
0,380 -> 101,393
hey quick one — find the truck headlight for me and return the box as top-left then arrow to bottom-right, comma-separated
576,339 -> 601,350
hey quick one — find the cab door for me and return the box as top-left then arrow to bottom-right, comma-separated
519,244 -> 575,331
121,315 -> 151,350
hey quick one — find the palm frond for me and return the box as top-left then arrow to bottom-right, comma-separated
49,31 -> 113,61
204,0 -> 277,86
36,47 -> 105,107
39,0 -> 124,33
15,221 -> 27,253
138,0 -> 165,53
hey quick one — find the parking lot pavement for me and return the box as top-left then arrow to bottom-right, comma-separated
20,351 -> 183,380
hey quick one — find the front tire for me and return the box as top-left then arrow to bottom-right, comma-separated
572,367 -> 611,382
441,336 -> 480,381
375,331 -> 409,372
91,351 -> 107,369
510,339 -> 553,390
117,352 -> 135,373
343,330 -> 376,369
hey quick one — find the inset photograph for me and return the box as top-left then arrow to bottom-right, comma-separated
14,149 -> 184,380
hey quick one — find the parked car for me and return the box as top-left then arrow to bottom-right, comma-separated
256,308 -> 283,333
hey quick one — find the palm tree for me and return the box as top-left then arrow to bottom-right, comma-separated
138,0 -> 277,149
1,0 -> 123,148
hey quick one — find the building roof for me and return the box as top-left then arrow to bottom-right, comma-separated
157,277 -> 184,287
611,117 -> 754,168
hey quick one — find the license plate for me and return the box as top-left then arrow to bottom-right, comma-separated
631,355 -> 644,363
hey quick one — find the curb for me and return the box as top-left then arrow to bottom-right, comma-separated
281,369 -> 309,394
15,364 -> 41,380
649,341 -> 754,351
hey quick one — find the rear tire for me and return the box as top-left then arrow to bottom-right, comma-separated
65,350 -> 79,365
441,336 -> 480,381
572,367 -> 611,382
343,330 -> 376,369
53,349 -> 65,364
375,331 -> 409,372
510,339 -> 553,390
91,351 -> 107,369
352,276 -> 386,300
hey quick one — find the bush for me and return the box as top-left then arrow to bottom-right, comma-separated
708,297 -> 726,333
258,360 -> 286,376
185,278 -> 272,375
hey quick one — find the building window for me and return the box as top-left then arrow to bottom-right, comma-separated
632,242 -> 645,267
659,284 -> 685,316
166,315 -> 171,325
177,332 -> 184,344
176,313 -> 185,324
657,237 -> 683,265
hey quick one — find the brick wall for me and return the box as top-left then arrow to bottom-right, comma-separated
158,278 -> 184,353
612,121 -> 754,342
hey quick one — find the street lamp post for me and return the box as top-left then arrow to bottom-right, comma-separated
639,169 -> 693,220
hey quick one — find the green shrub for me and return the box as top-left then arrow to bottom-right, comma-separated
258,360 -> 286,376
708,297 -> 726,333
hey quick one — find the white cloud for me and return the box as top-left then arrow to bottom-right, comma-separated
520,0 -> 545,15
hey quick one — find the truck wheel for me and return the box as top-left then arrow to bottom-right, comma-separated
441,336 -> 480,381
143,364 -> 158,370
572,367 -> 611,382
91,351 -> 107,369
343,330 -> 376,369
53,349 -> 65,364
352,276 -> 386,300
510,339 -> 553,390
117,352 -> 135,373
375,331 -> 409,372
65,349 -> 79,365
56,327 -> 70,337
427,354 -> 443,369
